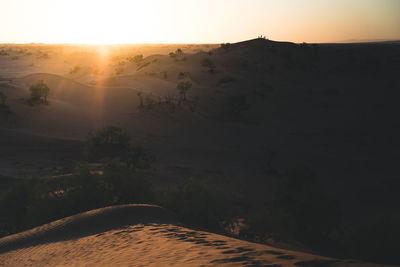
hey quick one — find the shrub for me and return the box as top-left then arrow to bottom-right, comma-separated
0,158 -> 153,237
28,79 -> 50,104
0,50 -> 9,56
178,71 -> 189,79
115,66 -> 124,75
177,80 -> 192,102
169,49 -> 184,61
127,54 -> 143,65
84,126 -> 132,162
84,126 -> 154,169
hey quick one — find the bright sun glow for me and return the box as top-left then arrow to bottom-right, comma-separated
1,0 -> 399,44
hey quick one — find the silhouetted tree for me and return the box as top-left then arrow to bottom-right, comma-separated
177,80 -> 192,102
84,126 -> 132,161
176,48 -> 183,56
29,80 -> 50,104
202,58 -> 215,73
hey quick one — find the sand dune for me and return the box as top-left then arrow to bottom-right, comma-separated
0,205 -> 385,267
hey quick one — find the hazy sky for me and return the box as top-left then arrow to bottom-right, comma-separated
1,0 -> 399,44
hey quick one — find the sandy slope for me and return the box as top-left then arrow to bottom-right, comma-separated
0,205 -> 385,267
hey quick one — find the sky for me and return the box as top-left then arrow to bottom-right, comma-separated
1,0 -> 399,44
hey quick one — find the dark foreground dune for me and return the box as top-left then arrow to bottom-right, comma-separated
0,205 -> 390,266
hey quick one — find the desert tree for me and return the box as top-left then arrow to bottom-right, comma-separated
29,79 -> 50,104
84,126 -> 132,161
175,48 -> 183,56
177,80 -> 192,102
169,49 -> 184,61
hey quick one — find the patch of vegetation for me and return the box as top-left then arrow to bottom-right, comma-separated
11,56 -> 19,60
137,83 -> 198,114
36,52 -> 50,59
0,158 -> 153,236
127,54 -> 143,66
27,79 -> 50,105
169,48 -> 185,61
177,80 -> 192,102
178,71 -> 190,80
0,50 -> 9,56
84,126 -> 154,169
115,66 -> 124,75
0,126 -> 154,236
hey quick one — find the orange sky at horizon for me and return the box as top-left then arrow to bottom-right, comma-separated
1,0 -> 399,44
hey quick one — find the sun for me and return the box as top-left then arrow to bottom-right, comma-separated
48,0 -> 156,44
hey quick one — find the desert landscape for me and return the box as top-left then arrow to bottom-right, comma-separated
0,39 -> 399,266
1,0 -> 400,266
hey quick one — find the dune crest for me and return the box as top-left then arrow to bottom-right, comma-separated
0,204 -> 176,253
0,205 -> 390,267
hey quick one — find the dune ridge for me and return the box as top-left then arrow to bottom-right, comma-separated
0,205 -> 389,267
0,204 -> 176,253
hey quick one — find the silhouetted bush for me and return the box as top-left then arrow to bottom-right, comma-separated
177,80 -> 192,102
84,126 -> 131,161
28,79 -> 50,104
84,126 -> 153,169
0,159 -> 153,237
169,49 -> 185,61
0,50 -> 9,56
127,54 -> 143,66
220,43 -> 231,51
178,71 -> 189,79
